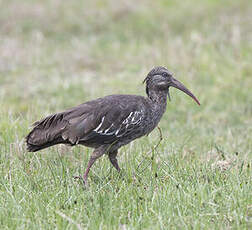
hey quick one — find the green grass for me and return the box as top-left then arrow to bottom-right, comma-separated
0,0 -> 251,229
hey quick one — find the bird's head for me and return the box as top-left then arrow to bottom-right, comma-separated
143,66 -> 200,105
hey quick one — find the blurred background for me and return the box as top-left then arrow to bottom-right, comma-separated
0,0 -> 251,228
0,0 -> 251,150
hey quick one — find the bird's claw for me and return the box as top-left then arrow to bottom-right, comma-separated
73,176 -> 88,186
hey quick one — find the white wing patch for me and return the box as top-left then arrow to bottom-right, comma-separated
93,116 -> 105,132
116,110 -> 143,137
93,116 -> 116,135
93,110 -> 143,137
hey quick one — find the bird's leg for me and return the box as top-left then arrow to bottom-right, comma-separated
74,148 -> 104,185
108,150 -> 120,172
83,149 -> 105,183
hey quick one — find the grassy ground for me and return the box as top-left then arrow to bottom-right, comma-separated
0,0 -> 251,229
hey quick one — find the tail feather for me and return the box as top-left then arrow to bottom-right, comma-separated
26,113 -> 68,152
26,138 -> 64,152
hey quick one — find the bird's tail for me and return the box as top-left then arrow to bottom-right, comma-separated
26,128 -> 65,152
26,113 -> 67,152
26,140 -> 60,152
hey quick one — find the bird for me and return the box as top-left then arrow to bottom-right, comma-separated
26,66 -> 200,184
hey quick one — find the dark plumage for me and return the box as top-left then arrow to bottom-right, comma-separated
26,66 -> 200,184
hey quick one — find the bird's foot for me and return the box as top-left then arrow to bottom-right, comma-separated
73,176 -> 88,187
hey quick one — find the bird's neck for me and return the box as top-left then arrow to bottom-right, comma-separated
148,89 -> 168,112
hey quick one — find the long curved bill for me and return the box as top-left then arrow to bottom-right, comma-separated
168,77 -> 200,105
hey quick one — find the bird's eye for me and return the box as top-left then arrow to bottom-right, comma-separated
162,72 -> 168,77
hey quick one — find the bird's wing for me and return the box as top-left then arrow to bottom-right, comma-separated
26,100 -> 99,146
27,95 -> 146,147
61,96 -> 146,145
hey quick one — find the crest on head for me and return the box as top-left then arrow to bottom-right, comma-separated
143,66 -> 172,84
143,66 -> 172,97
142,66 -> 200,105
